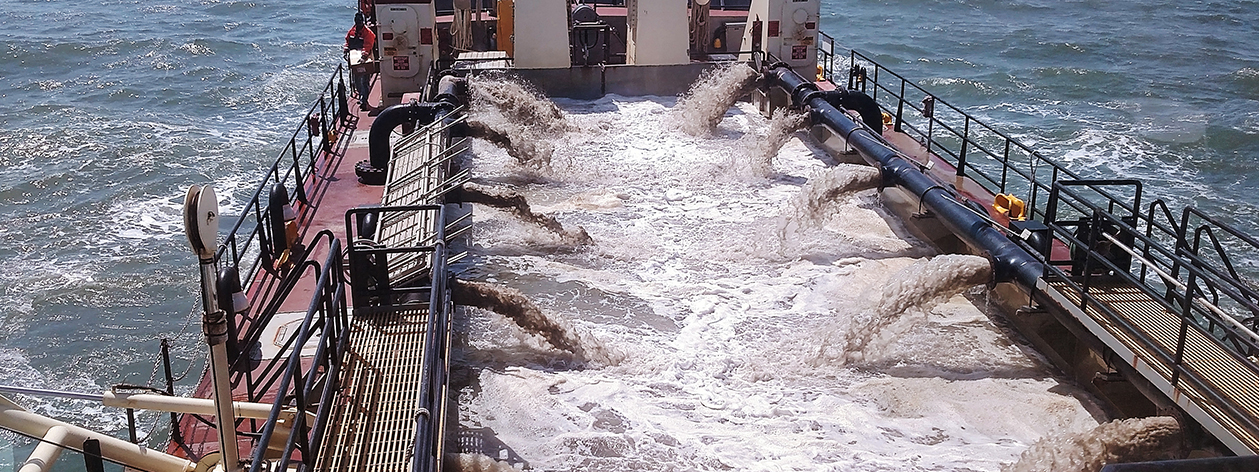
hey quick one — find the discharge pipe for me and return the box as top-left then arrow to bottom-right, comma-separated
356,75 -> 466,185
763,63 -> 1044,288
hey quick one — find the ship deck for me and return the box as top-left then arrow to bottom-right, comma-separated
171,77 -> 458,470
1044,279 -> 1259,453
165,48 -> 1259,470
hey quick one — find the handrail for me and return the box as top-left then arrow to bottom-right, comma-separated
215,65 -> 349,337
1046,181 -> 1259,353
343,204 -> 452,472
230,231 -> 341,401
818,37 -> 1259,454
247,231 -> 350,472
818,40 -> 1259,338
1044,181 -> 1259,450
818,41 -> 1085,222
165,66 -> 352,463
410,226 -> 451,472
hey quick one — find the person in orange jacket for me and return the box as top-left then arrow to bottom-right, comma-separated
344,12 -> 377,110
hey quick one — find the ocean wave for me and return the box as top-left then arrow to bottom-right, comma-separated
919,77 -> 998,96
177,41 -> 216,56
1233,68 -> 1259,97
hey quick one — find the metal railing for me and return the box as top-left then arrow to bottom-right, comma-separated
165,66 -> 352,464
345,205 -> 449,312
1042,179 -> 1259,451
343,204 -> 454,472
245,231 -> 351,472
817,38 -> 1259,450
215,65 -> 350,342
815,39 -> 1259,338
817,37 -> 1084,224
410,224 -> 452,472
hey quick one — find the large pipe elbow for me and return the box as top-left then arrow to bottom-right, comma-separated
368,103 -> 438,170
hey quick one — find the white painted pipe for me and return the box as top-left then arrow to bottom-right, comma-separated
18,426 -> 68,472
101,392 -> 273,419
0,395 -> 196,472
208,341 -> 242,472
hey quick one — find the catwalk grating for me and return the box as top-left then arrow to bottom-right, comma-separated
375,115 -> 470,285
1046,279 -> 1259,452
316,307 -> 434,471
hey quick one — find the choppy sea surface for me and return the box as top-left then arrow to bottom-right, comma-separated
1,0 -> 1257,471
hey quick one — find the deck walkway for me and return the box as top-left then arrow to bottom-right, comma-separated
1043,279 -> 1259,454
311,90 -> 463,472
316,306 -> 447,472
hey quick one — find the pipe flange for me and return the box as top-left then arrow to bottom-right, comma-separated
796,89 -> 824,108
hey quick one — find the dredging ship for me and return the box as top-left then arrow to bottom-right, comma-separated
1,0 -> 1257,471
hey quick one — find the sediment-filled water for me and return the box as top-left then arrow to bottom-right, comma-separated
1003,416 -> 1186,472
467,75 -> 570,169
450,279 -> 616,366
672,62 -> 758,136
2,0 -> 1256,470
837,254 -> 994,365
457,182 -> 592,247
454,90 -> 1100,470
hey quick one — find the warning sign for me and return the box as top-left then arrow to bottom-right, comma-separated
393,55 -> 410,71
791,45 -> 807,60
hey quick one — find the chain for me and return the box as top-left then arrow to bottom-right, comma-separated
143,297 -> 204,389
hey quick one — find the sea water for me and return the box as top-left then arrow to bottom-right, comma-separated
1,0 -> 1257,470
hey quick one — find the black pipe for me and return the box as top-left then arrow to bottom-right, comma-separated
357,77 -> 465,185
366,103 -> 438,170
765,65 -> 1044,288
820,89 -> 882,132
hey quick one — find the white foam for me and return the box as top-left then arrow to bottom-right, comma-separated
456,95 -> 1102,470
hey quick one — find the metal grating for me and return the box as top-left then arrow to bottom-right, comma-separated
1047,279 -> 1259,452
375,115 -> 469,285
316,307 -> 434,472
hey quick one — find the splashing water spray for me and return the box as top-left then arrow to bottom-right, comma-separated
465,120 -> 555,168
1003,416 -> 1185,472
445,453 -> 521,472
457,182 -> 592,246
776,164 -> 884,253
842,254 -> 993,364
673,62 -> 758,136
451,279 -> 618,366
739,107 -> 808,177
467,74 -> 570,169
792,164 -> 883,221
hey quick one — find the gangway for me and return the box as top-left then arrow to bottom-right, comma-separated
317,110 -> 469,472
1037,179 -> 1259,454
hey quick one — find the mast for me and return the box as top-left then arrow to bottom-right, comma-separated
182,185 -> 242,472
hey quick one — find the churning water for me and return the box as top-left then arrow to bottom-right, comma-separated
672,62 -> 758,136
3,0 -> 1256,470
1003,416 -> 1185,472
451,82 -> 1102,470
467,75 -> 571,169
